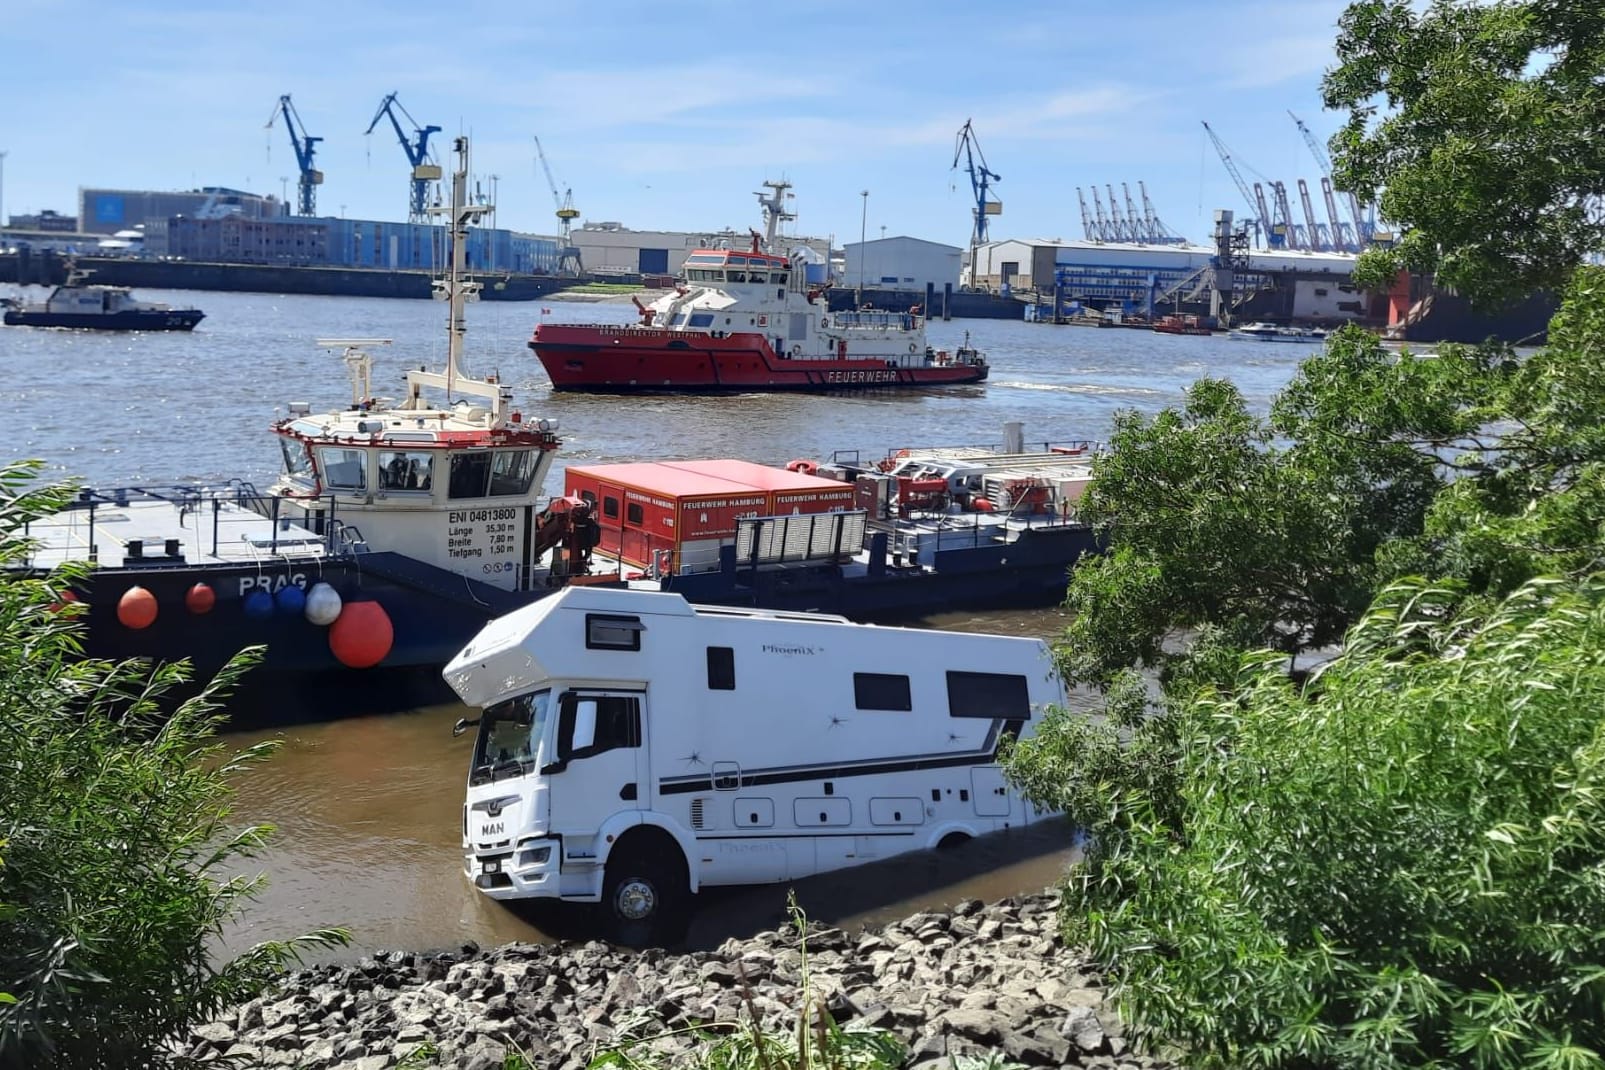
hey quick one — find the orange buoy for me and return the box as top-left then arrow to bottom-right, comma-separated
328,600 -> 394,669
48,588 -> 81,614
185,582 -> 216,615
117,586 -> 158,630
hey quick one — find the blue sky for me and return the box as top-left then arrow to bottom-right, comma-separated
2,0 -> 1355,248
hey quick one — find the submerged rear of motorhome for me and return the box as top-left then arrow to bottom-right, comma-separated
443,587 -> 1066,938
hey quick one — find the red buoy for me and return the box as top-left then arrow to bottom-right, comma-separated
185,582 -> 216,615
117,586 -> 158,630
47,588 -> 80,614
328,600 -> 394,669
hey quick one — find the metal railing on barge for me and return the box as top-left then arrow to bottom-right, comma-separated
18,482 -> 363,569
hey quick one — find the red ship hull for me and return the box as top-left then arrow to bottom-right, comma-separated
530,325 -> 988,392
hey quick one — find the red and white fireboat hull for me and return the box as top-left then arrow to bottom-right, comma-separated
530,325 -> 988,392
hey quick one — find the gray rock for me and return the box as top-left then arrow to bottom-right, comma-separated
1062,1005 -> 1108,1053
941,1007 -> 1006,1044
191,1021 -> 236,1046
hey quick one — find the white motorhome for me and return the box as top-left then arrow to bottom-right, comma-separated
443,586 -> 1065,940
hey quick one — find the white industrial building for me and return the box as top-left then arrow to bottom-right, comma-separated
574,222 -> 831,278
841,236 -> 962,295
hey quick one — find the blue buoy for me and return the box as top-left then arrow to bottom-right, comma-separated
243,589 -> 275,620
275,584 -> 307,615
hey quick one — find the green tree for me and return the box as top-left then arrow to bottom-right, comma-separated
1057,325 -> 1507,688
0,462 -> 346,1069
1016,574 -> 1605,1068
1323,0 -> 1605,304
1010,266 -> 1605,1067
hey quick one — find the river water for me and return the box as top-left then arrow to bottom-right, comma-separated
2,288 -> 1313,959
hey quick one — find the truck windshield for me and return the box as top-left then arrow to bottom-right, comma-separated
471,689 -> 551,786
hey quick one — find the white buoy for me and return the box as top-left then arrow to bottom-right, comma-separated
304,582 -> 343,626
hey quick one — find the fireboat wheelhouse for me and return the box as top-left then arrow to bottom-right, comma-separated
529,181 -> 988,392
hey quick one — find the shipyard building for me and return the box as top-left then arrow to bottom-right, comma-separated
971,238 -> 1369,321
65,184 -> 560,273
841,236 -> 962,295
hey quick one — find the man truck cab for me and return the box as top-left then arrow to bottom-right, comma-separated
445,587 -> 1066,942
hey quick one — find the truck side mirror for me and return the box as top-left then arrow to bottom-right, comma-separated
452,716 -> 478,738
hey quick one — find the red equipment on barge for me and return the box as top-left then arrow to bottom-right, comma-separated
529,181 -> 988,393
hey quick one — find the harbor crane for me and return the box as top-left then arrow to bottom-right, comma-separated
1077,188 -> 1098,241
265,94 -> 323,217
1201,122 -> 1274,248
364,93 -> 442,224
951,119 -> 1001,249
533,135 -> 583,275
1289,111 -> 1368,247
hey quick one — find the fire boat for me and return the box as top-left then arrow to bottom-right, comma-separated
529,181 -> 988,393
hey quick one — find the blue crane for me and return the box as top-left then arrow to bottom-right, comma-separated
265,95 -> 323,216
365,93 -> 442,224
952,119 -> 1001,248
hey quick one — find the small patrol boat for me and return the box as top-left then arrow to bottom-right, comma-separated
3,264 -> 204,330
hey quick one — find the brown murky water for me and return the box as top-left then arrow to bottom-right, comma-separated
219,605 -> 1093,962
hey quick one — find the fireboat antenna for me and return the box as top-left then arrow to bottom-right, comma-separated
429,135 -> 489,399
754,179 -> 795,253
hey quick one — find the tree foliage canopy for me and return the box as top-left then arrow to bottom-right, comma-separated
1323,0 -> 1605,304
1010,269 -> 1605,1066
0,462 -> 346,1068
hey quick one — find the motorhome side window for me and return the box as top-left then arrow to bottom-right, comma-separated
946,671 -> 1031,719
854,672 -> 912,711
448,452 -> 493,499
557,694 -> 641,761
586,613 -> 643,651
320,447 -> 367,491
707,646 -> 735,690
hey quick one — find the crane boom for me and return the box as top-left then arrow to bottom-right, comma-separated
1319,176 -> 1352,251
1077,188 -> 1096,241
265,95 -> 323,216
1201,121 -> 1272,245
1105,185 -> 1130,242
1091,187 -> 1113,241
1289,110 -> 1371,247
951,119 -> 1001,249
364,92 -> 441,224
1297,179 -> 1326,251
1122,183 -> 1145,242
1252,182 -> 1274,248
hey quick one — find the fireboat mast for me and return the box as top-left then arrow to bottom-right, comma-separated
754,179 -> 795,252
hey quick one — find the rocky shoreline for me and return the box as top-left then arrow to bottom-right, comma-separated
182,891 -> 1173,1070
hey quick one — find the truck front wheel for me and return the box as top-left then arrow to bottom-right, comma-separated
601,842 -> 688,947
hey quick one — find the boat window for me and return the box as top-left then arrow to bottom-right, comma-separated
854,672 -> 913,712
489,450 -> 537,497
320,447 -> 368,492
748,272 -> 767,284
602,496 -> 619,519
557,694 -> 641,763
470,689 -> 551,786
688,313 -> 715,328
707,646 -> 735,690
625,502 -> 644,525
774,272 -> 788,285
279,440 -> 313,481
586,612 -> 643,651
946,671 -> 1031,719
578,490 -> 597,507
728,271 -> 747,283
378,450 -> 433,492
727,256 -> 748,266
447,452 -> 493,499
